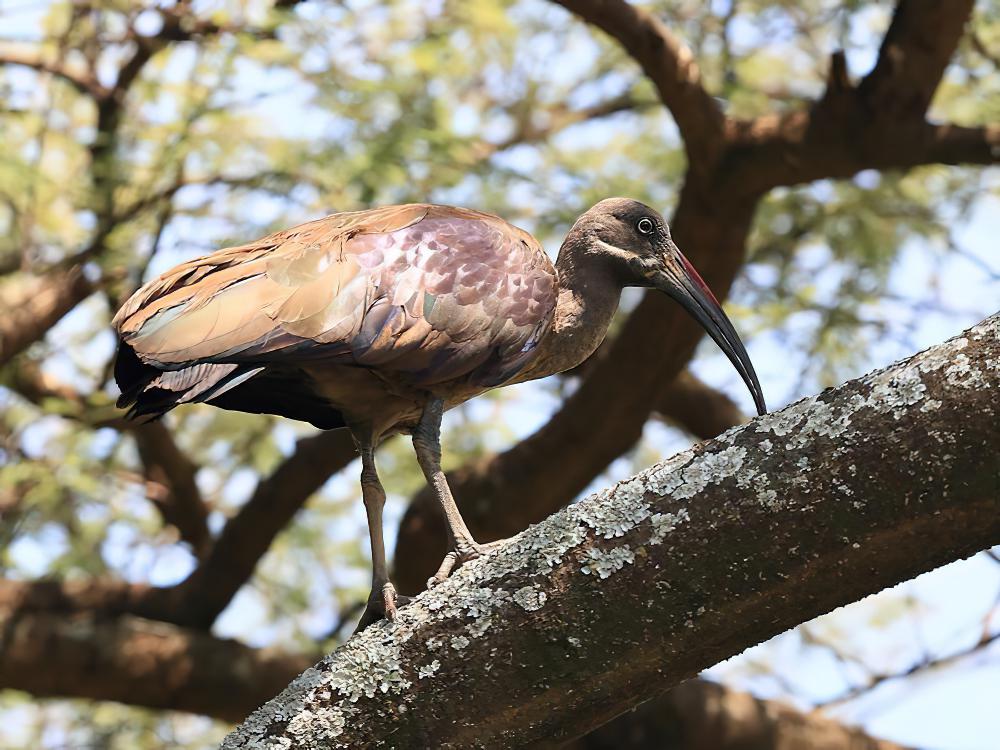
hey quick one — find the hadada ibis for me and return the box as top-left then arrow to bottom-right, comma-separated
113,198 -> 766,630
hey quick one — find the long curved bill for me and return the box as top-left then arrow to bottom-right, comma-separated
657,251 -> 767,416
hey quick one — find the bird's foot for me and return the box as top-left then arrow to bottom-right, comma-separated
426,538 -> 507,589
355,581 -> 411,633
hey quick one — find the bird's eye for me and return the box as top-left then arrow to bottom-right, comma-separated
636,217 -> 654,235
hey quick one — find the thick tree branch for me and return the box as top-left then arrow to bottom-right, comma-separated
225,312 -> 1000,748
0,612 -> 312,722
571,679 -> 909,750
0,578 -> 178,621
133,423 -> 211,558
0,267 -> 95,367
170,429 -> 358,628
551,0 -> 726,172
0,600 -> 902,750
856,0 -> 973,117
724,0 -> 987,194
0,47 -> 107,98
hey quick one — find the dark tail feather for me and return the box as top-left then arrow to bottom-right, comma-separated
114,340 -> 263,421
115,341 -> 161,409
113,340 -> 346,430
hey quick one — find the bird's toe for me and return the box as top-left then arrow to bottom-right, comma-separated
354,581 -> 410,633
426,538 -> 508,588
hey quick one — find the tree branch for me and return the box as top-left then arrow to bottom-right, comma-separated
1,362 -> 210,552
0,426 -> 357,628
0,47 -> 107,98
856,0 -> 974,117
0,267 -> 95,367
551,0 -> 726,172
224,311 -> 1000,748
0,611 -> 312,722
170,429 -> 358,628
476,91 -> 655,158
133,423 -> 211,558
723,0 -> 988,194
570,679 -> 910,750
655,369 -> 747,440
0,599 -> 905,750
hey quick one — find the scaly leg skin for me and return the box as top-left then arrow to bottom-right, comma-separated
413,398 -> 503,589
354,433 -> 410,633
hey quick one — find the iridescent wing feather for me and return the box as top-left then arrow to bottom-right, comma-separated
113,204 -> 556,420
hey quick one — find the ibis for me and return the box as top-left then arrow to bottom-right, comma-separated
113,198 -> 766,630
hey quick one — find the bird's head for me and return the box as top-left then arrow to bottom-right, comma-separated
569,197 -> 767,416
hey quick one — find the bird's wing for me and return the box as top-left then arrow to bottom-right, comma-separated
114,204 -> 556,387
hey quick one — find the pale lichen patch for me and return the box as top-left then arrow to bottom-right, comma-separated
325,636 -> 410,702
758,489 -> 781,510
512,585 -> 547,611
287,707 -> 345,742
944,353 -> 986,388
755,398 -> 815,437
865,366 -> 928,418
782,398 -> 855,449
581,546 -> 635,579
417,660 -> 440,679
648,508 -> 690,545
466,616 -> 493,638
643,452 -> 694,496
450,635 -> 470,651
571,478 -> 651,539
672,446 -> 747,500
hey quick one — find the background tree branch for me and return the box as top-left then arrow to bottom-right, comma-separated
0,602 -> 902,750
551,0 -> 727,171
0,612 -> 312,722
225,311 -> 1000,748
0,267 -> 95,366
571,679 -> 910,750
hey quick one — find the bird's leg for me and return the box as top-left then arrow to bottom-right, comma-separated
354,435 -> 409,632
413,397 -> 499,587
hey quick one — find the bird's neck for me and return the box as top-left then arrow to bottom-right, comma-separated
521,241 -> 623,381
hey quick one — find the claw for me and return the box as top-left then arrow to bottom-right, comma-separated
427,539 -> 507,589
355,581 -> 410,633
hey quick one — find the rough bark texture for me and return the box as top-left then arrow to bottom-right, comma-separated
223,312 -> 1000,749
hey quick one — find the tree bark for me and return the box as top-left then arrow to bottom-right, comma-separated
223,312 -> 1000,749
571,680 -> 909,750
0,267 -> 94,366
0,613 -> 312,722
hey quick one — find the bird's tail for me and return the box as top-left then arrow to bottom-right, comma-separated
114,341 -> 262,422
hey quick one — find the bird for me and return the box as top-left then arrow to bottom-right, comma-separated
112,198 -> 766,630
